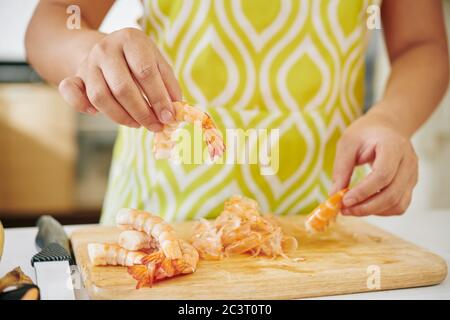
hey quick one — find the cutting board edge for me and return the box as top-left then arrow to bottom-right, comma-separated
81,271 -> 448,300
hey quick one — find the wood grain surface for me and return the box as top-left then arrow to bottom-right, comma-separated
71,216 -> 447,300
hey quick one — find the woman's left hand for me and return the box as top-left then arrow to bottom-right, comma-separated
330,108 -> 419,216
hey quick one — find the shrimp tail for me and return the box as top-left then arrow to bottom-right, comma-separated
127,264 -> 156,289
141,251 -> 165,265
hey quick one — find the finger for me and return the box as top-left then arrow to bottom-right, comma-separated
330,135 -> 359,195
84,66 -> 141,128
377,189 -> 413,216
363,185 -> 414,217
99,55 -> 163,131
123,41 -> 176,124
374,156 -> 417,216
342,157 -> 411,216
157,54 -> 183,101
343,142 -> 402,207
59,76 -> 97,114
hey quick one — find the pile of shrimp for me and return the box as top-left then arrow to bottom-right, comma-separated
153,101 -> 226,161
87,209 -> 199,288
191,195 -> 298,260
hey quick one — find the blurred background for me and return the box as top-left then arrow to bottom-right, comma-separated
0,1 -> 449,227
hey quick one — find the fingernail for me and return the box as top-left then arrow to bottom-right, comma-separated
161,109 -> 174,123
87,107 -> 97,114
343,197 -> 357,207
149,123 -> 163,132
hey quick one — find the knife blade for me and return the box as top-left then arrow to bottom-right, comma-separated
31,216 -> 75,300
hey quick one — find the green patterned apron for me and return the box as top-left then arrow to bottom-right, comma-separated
101,0 -> 376,224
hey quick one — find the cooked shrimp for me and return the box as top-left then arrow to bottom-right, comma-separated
118,230 -> 157,252
87,243 -> 145,266
128,240 -> 199,288
304,188 -> 348,233
191,195 -> 298,259
153,101 -> 225,161
88,208 -> 200,289
116,208 -> 182,259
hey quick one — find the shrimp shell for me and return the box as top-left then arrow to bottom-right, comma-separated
304,189 -> 348,233
87,243 -> 145,266
116,208 -> 182,259
191,195 -> 298,260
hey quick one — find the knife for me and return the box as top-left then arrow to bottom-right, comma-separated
31,216 -> 76,300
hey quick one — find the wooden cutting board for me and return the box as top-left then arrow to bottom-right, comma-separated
70,216 -> 447,300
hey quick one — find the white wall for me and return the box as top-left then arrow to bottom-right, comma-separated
100,0 -> 142,32
0,0 -> 141,62
0,0 -> 39,61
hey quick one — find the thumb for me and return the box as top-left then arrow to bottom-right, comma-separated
330,136 -> 359,195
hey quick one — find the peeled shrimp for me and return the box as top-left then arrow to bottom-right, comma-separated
87,243 -> 146,266
116,208 -> 182,259
87,208 -> 200,289
128,240 -> 199,288
304,188 -> 348,233
118,230 -> 157,252
153,101 -> 225,161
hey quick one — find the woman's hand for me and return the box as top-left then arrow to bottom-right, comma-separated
58,27 -> 182,131
331,108 -> 419,216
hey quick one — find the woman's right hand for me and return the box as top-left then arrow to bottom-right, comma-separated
58,27 -> 182,131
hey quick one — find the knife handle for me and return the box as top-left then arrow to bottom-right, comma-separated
31,243 -> 73,267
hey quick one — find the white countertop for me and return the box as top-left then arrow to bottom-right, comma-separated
1,211 -> 449,300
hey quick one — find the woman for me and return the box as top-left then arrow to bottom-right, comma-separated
26,0 -> 449,224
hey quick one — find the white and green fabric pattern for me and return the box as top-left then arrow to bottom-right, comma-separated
101,0 -> 377,224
